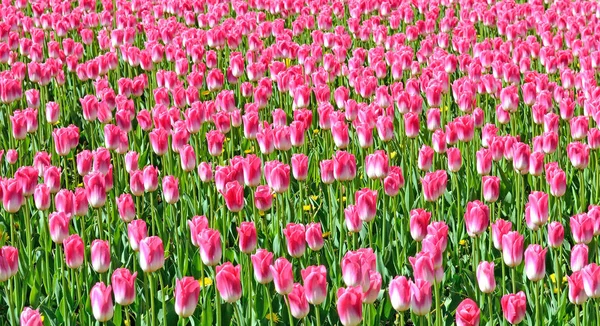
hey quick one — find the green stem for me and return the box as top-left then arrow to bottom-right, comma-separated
487,295 -> 493,325
534,281 -> 540,326
576,305 -> 581,326
265,286 -> 274,326
286,295 -> 295,326
434,281 -> 441,326
315,303 -> 321,326
149,273 -> 157,326
158,272 -> 168,324
97,208 -> 104,240
511,268 -> 517,293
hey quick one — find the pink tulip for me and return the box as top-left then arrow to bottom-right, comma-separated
320,159 -> 335,184
91,239 -> 111,273
410,279 -> 432,316
568,271 -> 588,305
567,142 -> 590,170
421,170 -> 447,202
288,283 -> 310,319
363,270 -> 382,304
162,176 -> 179,204
492,219 -> 512,250
0,246 -> 18,281
571,213 -> 594,244
84,172 -> 107,208
336,286 -> 363,326
198,228 -> 222,266
143,166 -> 159,192
305,223 -> 324,251
482,176 -> 500,202
175,277 -> 201,317
284,223 -> 306,258
63,234 -> 84,269
127,220 -> 147,252
20,307 -> 43,326
365,150 -> 389,179
111,268 -> 137,306
582,263 -> 600,298
344,205 -> 363,233
254,185 -> 273,211
139,236 -> 165,273
547,221 -> 564,248
291,154 -> 309,181
149,128 -> 169,156
447,147 -> 462,172
525,191 -> 549,228
502,231 -> 524,267
476,148 -> 492,175
301,265 -> 328,305
90,282 -> 114,322
409,251 -> 436,284
355,188 -> 377,222
389,276 -> 411,312
333,151 -> 357,182
2,178 -> 24,213
237,222 -> 257,254
271,257 -> 294,295
524,244 -> 547,281
251,249 -> 274,284
501,292 -> 527,325
456,298 -> 481,326
264,160 -> 290,193
34,184 -> 51,211
464,200 -> 489,237
418,145 -> 434,171
410,209 -> 431,242
221,181 -> 244,212
116,194 -> 136,223
477,261 -> 496,293
571,244 -> 588,272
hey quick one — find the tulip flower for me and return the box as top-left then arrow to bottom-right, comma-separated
288,283 -> 310,319
90,282 -> 114,322
20,307 -> 43,326
501,292 -> 527,324
337,286 -> 363,326
139,236 -> 165,273
111,268 -> 137,306
63,234 -> 84,269
91,239 -> 111,273
175,277 -> 201,318
456,298 -> 481,326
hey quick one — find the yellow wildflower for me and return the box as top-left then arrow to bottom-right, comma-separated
199,277 -> 212,288
265,313 -> 280,323
303,205 -> 312,211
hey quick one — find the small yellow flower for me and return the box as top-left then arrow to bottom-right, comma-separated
272,193 -> 277,199
310,195 -> 318,201
124,319 -> 130,326
201,90 -> 211,96
390,151 -> 397,159
322,232 -> 331,239
40,315 -> 44,323
303,205 -> 312,211
244,147 -> 254,154
459,239 -> 467,246
313,129 -> 320,134
77,182 -> 84,187
550,273 -> 557,284
265,313 -> 280,323
285,58 -> 291,68
226,137 -> 231,142
342,196 -> 346,202
199,277 -> 212,288
259,210 -> 265,216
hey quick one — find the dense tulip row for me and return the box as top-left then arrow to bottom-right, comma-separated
2,0 -> 600,325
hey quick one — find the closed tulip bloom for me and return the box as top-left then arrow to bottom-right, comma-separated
271,257 -> 294,295
128,171 -> 144,197
547,166 -> 566,197
482,176 -> 500,202
49,212 -> 71,244
567,142 -> 589,170
149,128 -> 169,156
20,307 -> 43,326
501,292 -> 527,325
524,244 -> 547,281
332,121 -> 350,148
570,116 -> 589,140
0,246 -> 18,281
237,222 -> 257,254
456,298 -> 481,326
568,271 -> 588,305
333,151 -> 357,182
242,154 -> 262,187
571,244 -> 588,272
355,188 -> 377,222
582,263 -> 600,298
251,249 -> 274,284
284,223 -> 306,258
547,221 -> 564,248
187,215 -> 209,247
291,154 -> 309,181
116,194 -> 136,223
127,219 -> 147,251
142,166 -> 159,192
139,236 -> 165,273
254,185 -> 273,211
418,145 -> 434,171
344,205 -> 363,233
421,170 -> 447,202
320,159 -> 335,184
264,161 -> 290,193
389,276 -> 411,312
6,149 -> 18,164
304,222 -> 324,251
124,151 -> 139,173
43,166 -> 61,193
363,270 -> 382,304
502,231 -> 524,267
476,261 -> 496,293
301,265 -> 328,305
525,192 -> 549,227
63,234 -> 84,269
198,162 -> 213,183
409,251 -> 436,284
162,176 -> 179,204
365,150 -> 389,179
571,213 -> 594,244
111,268 -> 137,306
432,130 -> 446,153
410,209 -> 431,242
84,172 -> 107,208
90,282 -> 114,322
198,228 -> 222,266
221,181 -> 244,212
73,188 -> 88,217
288,283 -> 310,319
336,286 -> 364,326
179,145 -> 196,172
2,178 -> 24,213
175,277 -> 201,318
91,239 -> 111,273
476,148 -> 492,175
492,219 -> 512,250
384,169 -> 403,197
206,130 -> 225,156
464,200 -> 489,237
404,112 -> 420,138
410,279 -> 432,316
34,184 -> 51,210
447,147 -> 462,172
